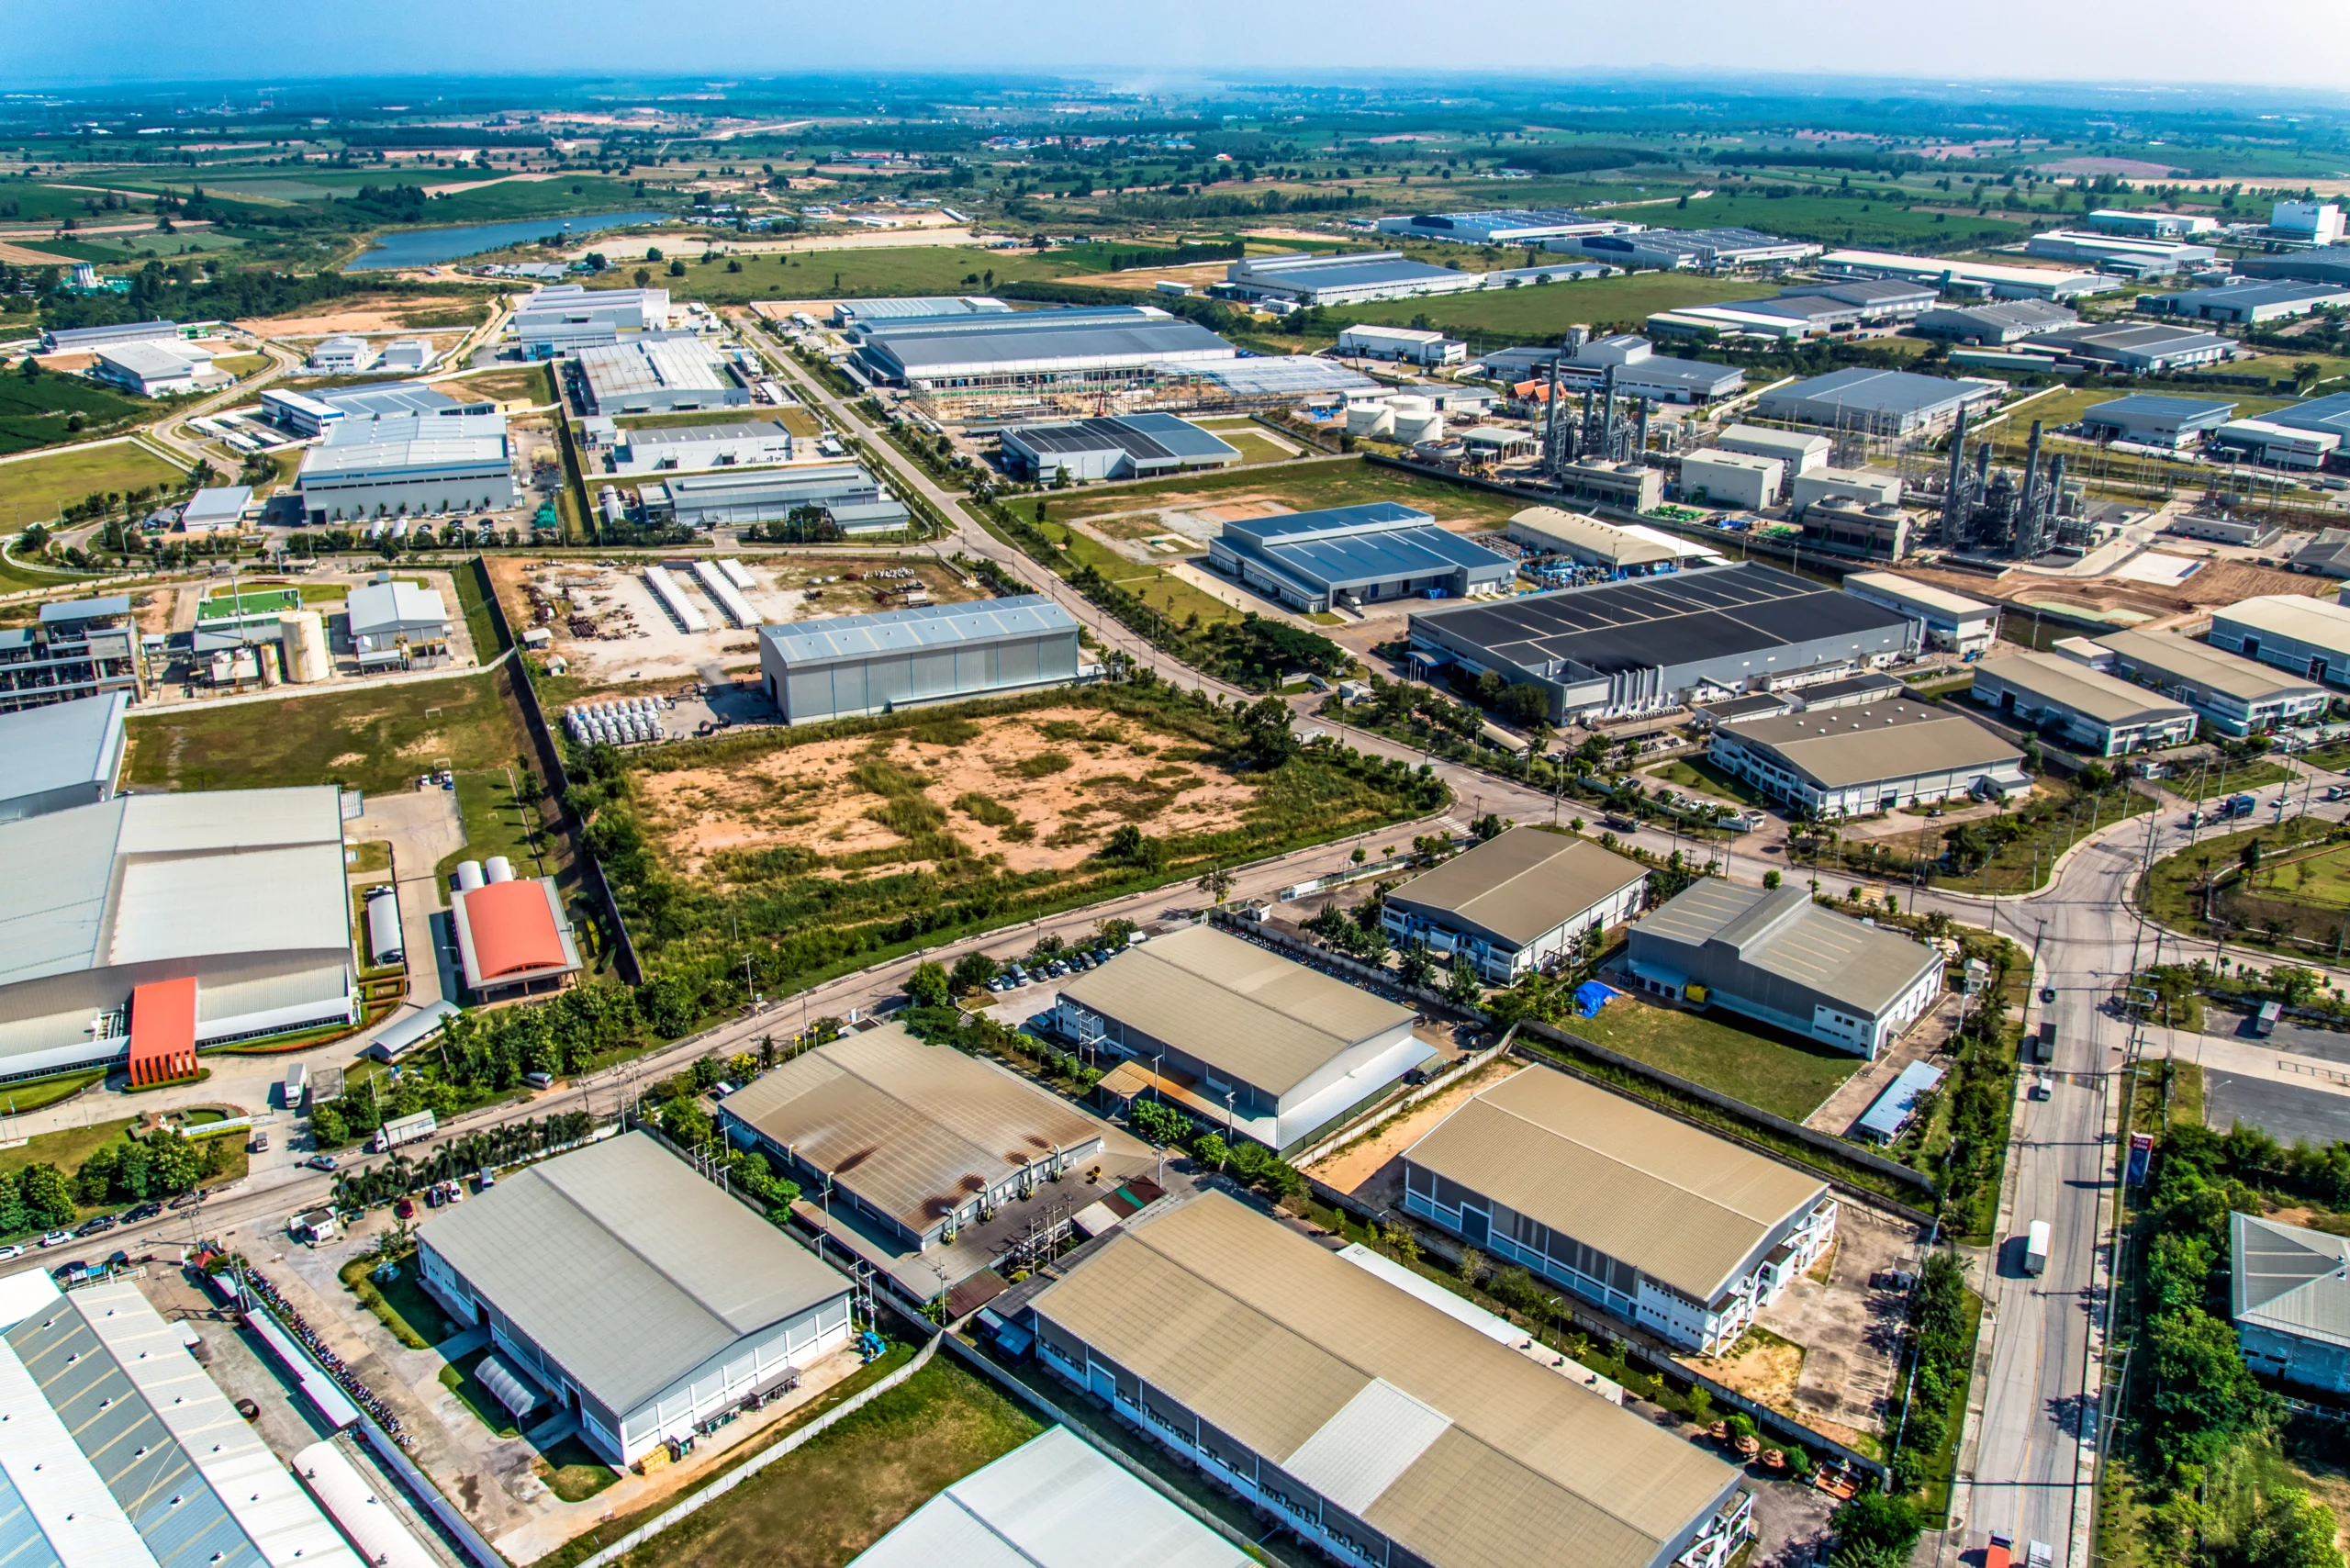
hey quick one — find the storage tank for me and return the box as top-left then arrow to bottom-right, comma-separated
364,887 -> 404,968
484,857 -> 515,883
1393,409 -> 1446,445
1346,404 -> 1393,439
278,611 -> 330,684
455,860 -> 486,892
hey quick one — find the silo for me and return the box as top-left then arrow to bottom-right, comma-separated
485,857 -> 515,883
455,860 -> 486,892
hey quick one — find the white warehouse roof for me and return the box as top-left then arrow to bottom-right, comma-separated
758,594 -> 1079,666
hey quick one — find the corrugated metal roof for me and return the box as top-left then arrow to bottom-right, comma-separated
0,693 -> 125,812
346,581 -> 448,637
1385,828 -> 1647,949
1509,507 -> 1677,566
1976,650 -> 2199,727
1057,926 -> 1414,1097
717,1025 -> 1107,1234
1249,527 -> 1510,594
1841,571 -> 1995,622
1027,1193 -> 1739,1568
1637,879 -> 1942,1017
1719,697 -> 2019,791
758,594 -> 1075,666
847,1426 -> 1250,1568
1855,1060 -> 1946,1141
2232,1212 -> 2350,1350
2096,628 -> 2325,703
1404,1066 -> 1827,1303
416,1131 -> 850,1416
2212,593 -> 2350,656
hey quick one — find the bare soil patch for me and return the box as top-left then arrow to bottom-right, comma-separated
1898,558 -> 2322,629
637,707 -> 1259,879
1305,1058 -> 1523,1208
241,298 -> 481,336
1686,1328 -> 1806,1413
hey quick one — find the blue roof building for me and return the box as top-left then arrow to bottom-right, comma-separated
1207,503 -> 1514,613
1855,1060 -> 1946,1142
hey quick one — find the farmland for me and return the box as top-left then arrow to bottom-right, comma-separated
594,244 -> 1087,307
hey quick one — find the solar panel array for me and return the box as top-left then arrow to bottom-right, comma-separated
1417,564 -> 1908,678
1013,418 -> 1179,462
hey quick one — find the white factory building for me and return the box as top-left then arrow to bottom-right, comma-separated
1715,424 -> 1830,476
296,412 -> 516,522
1221,251 -> 1488,307
572,336 -> 749,415
1337,324 -> 1467,365
1677,448 -> 1782,510
513,284 -> 674,355
2207,595 -> 2350,691
1841,572 -> 1999,655
92,338 -> 218,397
1379,826 -> 1648,985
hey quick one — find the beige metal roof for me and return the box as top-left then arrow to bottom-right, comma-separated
1975,650 -> 2198,728
1029,1193 -> 1739,1568
416,1131 -> 849,1416
1842,571 -> 1996,621
1506,507 -> 1677,567
1403,1066 -> 1827,1303
1719,697 -> 2019,790
2231,1211 -> 2350,1350
1057,925 -> 1413,1096
1638,879 -> 1942,1016
2098,628 -> 2327,703
719,1024 -> 1108,1231
2213,593 -> 2350,655
1384,827 -> 1648,949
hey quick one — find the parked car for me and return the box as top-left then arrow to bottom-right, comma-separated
0,1244 -> 23,1262
394,1197 -> 416,1220
37,1231 -> 69,1249
124,1202 -> 162,1223
166,1193 -> 200,1212
51,1261 -> 87,1285
2031,1076 -> 2054,1100
76,1215 -> 118,1238
306,1155 -> 337,1172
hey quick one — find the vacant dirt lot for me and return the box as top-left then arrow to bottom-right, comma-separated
241,298 -> 486,336
1899,556 -> 2323,630
637,706 -> 1260,879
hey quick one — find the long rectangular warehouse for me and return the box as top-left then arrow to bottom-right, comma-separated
850,305 -> 1236,394
1408,562 -> 1918,724
641,463 -> 908,532
1008,1190 -> 1752,1568
1403,1064 -> 1835,1353
756,594 -> 1081,723
572,336 -> 749,415
1206,502 -> 1514,613
295,412 -> 515,523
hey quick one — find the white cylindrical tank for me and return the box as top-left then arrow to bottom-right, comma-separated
1393,410 -> 1446,445
278,611 -> 330,684
1347,404 -> 1393,438
455,860 -> 485,892
484,857 -> 515,883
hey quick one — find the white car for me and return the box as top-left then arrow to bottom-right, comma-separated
0,1244 -> 22,1262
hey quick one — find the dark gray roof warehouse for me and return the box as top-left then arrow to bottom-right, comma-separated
1407,562 -> 1918,722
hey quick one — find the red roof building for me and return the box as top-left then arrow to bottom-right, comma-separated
449,878 -> 582,1000
127,977 -> 200,1088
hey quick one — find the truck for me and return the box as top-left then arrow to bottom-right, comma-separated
2024,1219 -> 2052,1276
373,1109 -> 438,1154
2220,793 -> 2258,821
1985,1534 -> 2014,1568
2035,1019 -> 2056,1065
2256,1000 -> 2282,1037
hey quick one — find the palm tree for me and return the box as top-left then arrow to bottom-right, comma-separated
1197,865 -> 1236,905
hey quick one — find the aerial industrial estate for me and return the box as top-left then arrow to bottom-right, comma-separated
0,55 -> 2345,1568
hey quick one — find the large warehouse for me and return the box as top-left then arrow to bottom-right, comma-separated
1567,227 -> 1819,271
0,1270 -> 366,1567
757,595 -> 1081,723
850,305 -> 1237,397
1708,696 -> 2026,816
0,786 -> 356,1081
2141,280 -> 2350,325
418,1131 -> 854,1466
1407,562 -> 1918,724
1972,650 -> 2199,755
1205,502 -> 1514,613
1627,879 -> 1944,1059
1816,249 -> 2119,301
717,1025 -> 1108,1258
1538,333 -> 1749,404
0,690 -> 127,823
1841,571 -> 2000,655
2229,1212 -> 2350,1396
850,1426 -> 1250,1568
1220,251 -> 1487,307
572,336 -> 749,415
1752,368 -> 1993,435
1055,924 -> 1431,1151
511,283 -> 672,355
997,412 -> 1240,482
1380,826 -> 1649,984
1402,1065 -> 1836,1353
2208,594 -> 2350,689
2092,628 -> 2330,737
1010,1191 -> 1753,1568
1375,208 -> 1631,245
295,412 -> 515,522
2080,395 -> 2236,449
641,463 -> 908,532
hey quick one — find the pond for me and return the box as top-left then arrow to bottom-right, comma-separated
345,210 -> 674,273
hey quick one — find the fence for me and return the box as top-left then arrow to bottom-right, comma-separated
571,1336 -> 942,1568
1515,1021 -> 1941,1221
477,567 -> 645,986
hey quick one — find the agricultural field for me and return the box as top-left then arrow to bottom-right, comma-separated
600,685 -> 1442,992
1571,994 -> 1864,1123
1666,191 -> 2031,252
1037,454 -> 1523,529
24,230 -> 248,263
599,244 -> 1086,307
0,441 -> 187,527
122,665 -> 537,795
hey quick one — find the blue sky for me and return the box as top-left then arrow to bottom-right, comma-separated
18,0 -> 2350,88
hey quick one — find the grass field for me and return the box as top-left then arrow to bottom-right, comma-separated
341,1256 -> 460,1349
123,666 -> 536,795
1036,519 -> 1240,628
0,374 -> 151,458
2175,760 -> 2295,801
1669,191 -> 2031,252
0,553 -> 100,594
1646,756 -> 1777,812
1217,431 -> 1300,465
0,442 -> 186,528
444,364 -> 554,404
431,768 -> 563,905
1572,996 -> 1863,1122
1326,272 -> 1763,340
608,1360 -> 1041,1568
589,244 -> 1086,307
536,1435 -> 620,1503
0,1070 -> 106,1117
1038,454 -> 1523,527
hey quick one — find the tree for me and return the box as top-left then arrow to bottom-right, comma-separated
905,960 -> 951,1009
632,267 -> 652,287
1191,1132 -> 1230,1170
1830,1495 -> 1921,1562
1762,869 -> 1783,890
1100,824 -> 1165,869
1197,865 -> 1237,905
1398,942 -> 1438,991
18,1163 -> 73,1230
1239,695 -> 1295,769
1444,956 -> 1484,1007
2242,1488 -> 2346,1568
2146,1305 -> 2278,1463
666,259 -> 686,277
949,952 -> 999,994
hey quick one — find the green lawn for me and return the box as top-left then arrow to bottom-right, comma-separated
0,374 -> 151,458
584,244 -> 1086,306
0,442 -> 187,528
1330,272 -> 1766,340
439,364 -> 554,404
606,1360 -> 1042,1568
2174,760 -> 2295,801
536,1435 -> 620,1503
1646,756 -> 1776,811
0,1070 -> 106,1117
124,665 -> 536,795
0,553 -> 99,594
1666,191 -> 2032,252
1040,454 -> 1523,527
340,1256 -> 461,1349
431,768 -> 563,906
440,1350 -> 522,1438
1572,997 -> 1863,1122
0,1118 -> 137,1184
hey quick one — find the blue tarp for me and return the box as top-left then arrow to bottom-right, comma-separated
1573,981 -> 1617,1018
